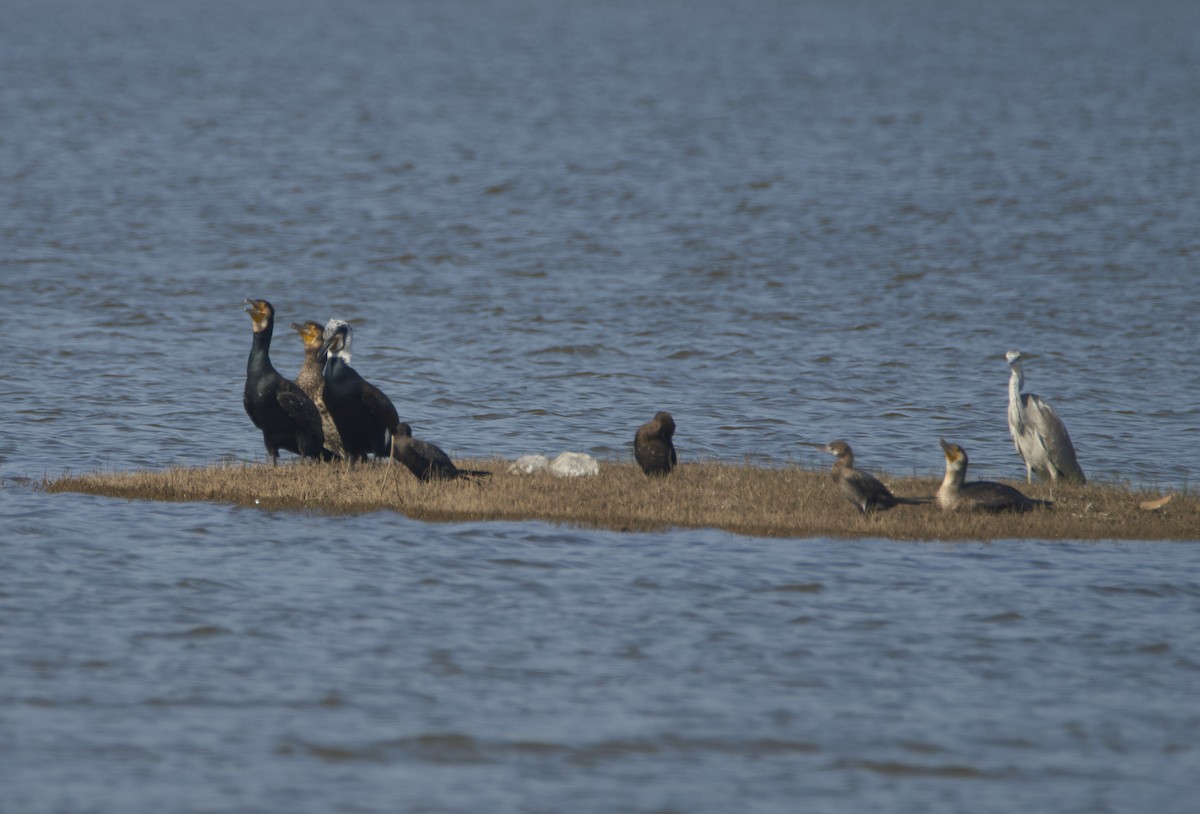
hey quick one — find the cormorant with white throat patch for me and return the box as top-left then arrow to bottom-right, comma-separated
242,299 -> 325,463
319,320 -> 402,462
937,439 -> 1051,513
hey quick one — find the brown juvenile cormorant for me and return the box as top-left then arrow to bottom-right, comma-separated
822,440 -> 929,515
634,411 -> 677,476
319,320 -> 402,462
937,439 -> 1051,513
290,320 -> 346,460
1006,350 -> 1085,484
242,299 -> 325,464
392,422 -> 490,482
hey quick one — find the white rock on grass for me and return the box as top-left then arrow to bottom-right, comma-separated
508,452 -> 600,477
550,452 -> 599,477
508,454 -> 551,474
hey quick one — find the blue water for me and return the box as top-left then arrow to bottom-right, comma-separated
3,0 -> 1199,811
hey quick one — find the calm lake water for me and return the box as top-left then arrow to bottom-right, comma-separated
2,0 -> 1199,811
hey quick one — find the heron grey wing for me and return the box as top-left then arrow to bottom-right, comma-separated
1023,394 -> 1084,477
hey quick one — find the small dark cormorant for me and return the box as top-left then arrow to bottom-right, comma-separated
242,299 -> 325,464
937,439 -> 1051,513
634,411 -> 677,476
1006,350 -> 1085,484
319,320 -> 402,462
822,440 -> 929,515
392,422 -> 490,482
290,320 -> 346,461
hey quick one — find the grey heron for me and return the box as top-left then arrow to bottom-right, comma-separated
1005,350 -> 1085,484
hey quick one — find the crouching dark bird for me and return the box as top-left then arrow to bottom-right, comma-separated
242,299 -> 326,463
822,440 -> 929,515
319,320 -> 402,463
392,423 -> 490,482
634,411 -> 677,476
937,439 -> 1052,513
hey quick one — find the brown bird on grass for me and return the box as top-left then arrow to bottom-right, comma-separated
821,440 -> 929,515
290,320 -> 345,460
634,411 -> 677,476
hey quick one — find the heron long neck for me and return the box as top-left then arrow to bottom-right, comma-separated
1008,364 -> 1025,431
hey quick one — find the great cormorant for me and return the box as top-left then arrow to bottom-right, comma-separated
319,320 -> 401,462
290,320 -> 346,460
242,299 -> 325,464
1006,350 -> 1085,484
937,439 -> 1051,513
392,422 -> 490,481
634,412 -> 677,476
821,440 -> 928,515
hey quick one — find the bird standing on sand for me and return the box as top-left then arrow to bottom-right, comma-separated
634,412 -> 677,476
821,440 -> 928,515
291,320 -> 345,460
319,320 -> 402,463
242,299 -> 326,463
392,422 -> 490,482
1006,350 -> 1085,484
937,439 -> 1051,512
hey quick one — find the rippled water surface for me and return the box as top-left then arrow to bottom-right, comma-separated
3,0 -> 1199,811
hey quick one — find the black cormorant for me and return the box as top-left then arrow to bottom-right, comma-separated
319,320 -> 402,462
290,320 -> 346,460
634,412 -> 677,476
822,440 -> 928,515
242,299 -> 325,463
937,439 -> 1051,513
392,422 -> 490,481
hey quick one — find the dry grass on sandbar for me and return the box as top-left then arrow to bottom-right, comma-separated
44,458 -> 1199,541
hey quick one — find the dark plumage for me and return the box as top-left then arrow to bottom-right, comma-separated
634,411 -> 677,476
319,321 -> 401,462
937,439 -> 1052,513
391,423 -> 490,482
242,299 -> 325,464
291,320 -> 345,460
822,440 -> 928,515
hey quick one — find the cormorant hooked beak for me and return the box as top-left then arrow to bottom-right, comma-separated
939,439 -> 961,461
319,323 -> 350,361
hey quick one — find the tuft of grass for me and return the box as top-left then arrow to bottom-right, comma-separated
44,460 -> 1200,542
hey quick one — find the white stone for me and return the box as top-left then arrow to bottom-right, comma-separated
550,451 -> 600,478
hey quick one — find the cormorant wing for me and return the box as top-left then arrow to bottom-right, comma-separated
276,383 -> 324,441
411,437 -> 455,471
360,379 -> 400,432
846,468 -> 892,501
962,482 -> 1033,512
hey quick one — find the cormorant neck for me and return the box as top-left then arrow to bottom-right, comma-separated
941,461 -> 965,491
248,325 -> 276,376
